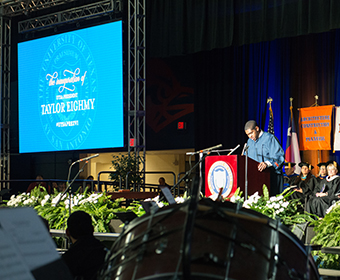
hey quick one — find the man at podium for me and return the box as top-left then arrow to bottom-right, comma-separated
244,120 -> 285,196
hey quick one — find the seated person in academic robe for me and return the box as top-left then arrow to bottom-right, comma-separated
283,162 -> 298,189
62,211 -> 108,280
289,162 -> 318,208
316,162 -> 328,183
307,162 -> 340,218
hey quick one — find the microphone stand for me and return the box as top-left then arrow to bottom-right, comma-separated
244,145 -> 249,200
180,151 -> 211,279
55,159 -> 89,216
170,151 -> 211,199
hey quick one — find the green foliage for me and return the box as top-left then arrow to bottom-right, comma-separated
6,186 -> 126,233
110,152 -> 143,190
243,185 -> 316,226
311,202 -> 340,269
126,201 -> 147,217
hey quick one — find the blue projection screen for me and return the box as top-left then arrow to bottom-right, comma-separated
18,21 -> 123,153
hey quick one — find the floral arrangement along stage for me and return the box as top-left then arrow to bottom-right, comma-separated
6,186 -> 125,233
5,185 -> 315,233
241,186 -> 316,226
311,200 -> 340,269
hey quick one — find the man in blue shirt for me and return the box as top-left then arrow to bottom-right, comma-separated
244,120 -> 285,196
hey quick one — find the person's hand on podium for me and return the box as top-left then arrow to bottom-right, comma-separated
258,162 -> 267,172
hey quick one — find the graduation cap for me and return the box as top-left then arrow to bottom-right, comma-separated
326,160 -> 338,168
317,162 -> 328,168
283,162 -> 296,168
298,162 -> 314,170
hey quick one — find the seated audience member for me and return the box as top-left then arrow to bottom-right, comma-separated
316,162 -> 328,183
158,177 -> 169,187
158,177 -> 170,202
85,175 -> 96,191
78,175 -> 96,193
289,162 -> 318,207
283,162 -> 298,189
26,175 -> 47,193
307,161 -> 340,218
62,211 -> 108,280
50,181 -> 58,193
57,181 -> 67,192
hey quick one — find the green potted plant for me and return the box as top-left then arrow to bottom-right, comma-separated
110,152 -> 143,191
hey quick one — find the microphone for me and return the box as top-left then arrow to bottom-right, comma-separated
200,144 -> 223,153
227,144 -> 240,156
241,143 -> 248,155
186,144 -> 223,155
72,154 -> 99,165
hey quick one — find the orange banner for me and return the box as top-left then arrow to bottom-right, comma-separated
299,105 -> 333,150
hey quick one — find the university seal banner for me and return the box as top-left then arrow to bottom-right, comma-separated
299,105 -> 333,150
205,156 -> 235,198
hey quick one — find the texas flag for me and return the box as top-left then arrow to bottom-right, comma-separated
285,109 -> 301,174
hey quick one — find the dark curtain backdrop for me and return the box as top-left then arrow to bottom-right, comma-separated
190,31 -> 340,168
192,38 -> 290,152
146,0 -> 340,170
147,0 -> 340,58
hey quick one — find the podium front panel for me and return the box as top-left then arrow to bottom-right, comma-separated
205,155 -> 270,198
205,155 -> 238,198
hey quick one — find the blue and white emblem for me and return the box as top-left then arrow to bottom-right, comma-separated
208,161 -> 233,197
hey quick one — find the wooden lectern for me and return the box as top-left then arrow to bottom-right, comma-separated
205,155 -> 271,198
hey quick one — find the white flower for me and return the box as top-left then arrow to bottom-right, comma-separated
51,193 -> 67,206
41,195 -> 50,207
152,196 -> 160,202
243,192 -> 261,208
156,201 -> 164,208
175,197 -> 185,204
326,201 -> 340,214
282,201 -> 289,208
277,195 -> 284,200
274,203 -> 280,209
230,196 -> 237,203
23,198 -> 33,205
243,203 -> 250,209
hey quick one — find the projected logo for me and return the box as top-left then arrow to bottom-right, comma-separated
207,161 -> 234,197
38,33 -> 97,150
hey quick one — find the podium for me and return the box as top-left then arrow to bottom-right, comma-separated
205,155 -> 270,198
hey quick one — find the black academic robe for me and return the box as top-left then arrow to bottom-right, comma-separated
307,175 -> 340,218
316,176 -> 327,184
289,175 -> 318,205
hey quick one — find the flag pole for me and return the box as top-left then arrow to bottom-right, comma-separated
267,97 -> 274,135
290,97 -> 293,120
286,97 -> 301,175
314,95 -> 320,164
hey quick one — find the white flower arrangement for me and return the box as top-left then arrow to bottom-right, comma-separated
326,200 -> 340,215
228,186 -> 315,226
5,186 -> 124,233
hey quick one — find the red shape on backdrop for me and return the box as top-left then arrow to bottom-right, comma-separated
129,138 -> 135,147
177,122 -> 185,130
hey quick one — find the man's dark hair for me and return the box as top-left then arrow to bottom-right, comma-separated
244,120 -> 258,131
67,211 -> 93,239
